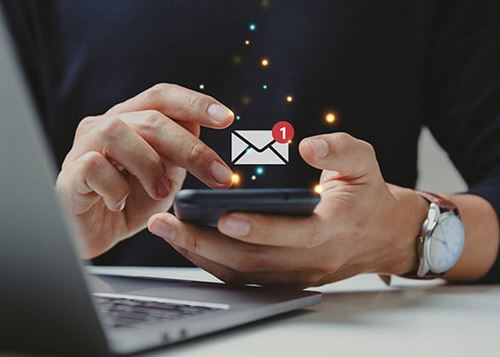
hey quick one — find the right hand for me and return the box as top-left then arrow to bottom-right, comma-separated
55,83 -> 234,258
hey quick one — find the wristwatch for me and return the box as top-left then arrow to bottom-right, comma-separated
405,191 -> 465,279
379,191 -> 465,285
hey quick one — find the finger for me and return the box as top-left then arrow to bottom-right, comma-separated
118,111 -> 233,188
168,244 -> 319,288
73,117 -> 169,200
217,212 -> 328,248
147,213 -> 306,273
106,83 -> 234,128
299,132 -> 379,178
57,151 -> 130,214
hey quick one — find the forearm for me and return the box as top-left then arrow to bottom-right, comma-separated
444,194 -> 499,281
384,188 -> 499,282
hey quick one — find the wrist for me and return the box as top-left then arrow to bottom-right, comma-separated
378,186 -> 429,276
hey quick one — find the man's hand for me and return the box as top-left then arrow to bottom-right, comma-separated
148,132 -> 429,288
56,83 -> 234,258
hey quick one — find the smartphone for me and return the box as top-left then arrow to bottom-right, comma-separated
174,188 -> 320,227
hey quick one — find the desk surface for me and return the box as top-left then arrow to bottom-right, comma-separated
90,266 -> 500,357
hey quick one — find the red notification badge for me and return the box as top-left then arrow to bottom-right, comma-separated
272,121 -> 295,144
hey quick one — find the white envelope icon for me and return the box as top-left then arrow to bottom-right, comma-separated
231,130 -> 288,165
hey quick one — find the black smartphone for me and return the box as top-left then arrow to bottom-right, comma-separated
174,188 -> 320,227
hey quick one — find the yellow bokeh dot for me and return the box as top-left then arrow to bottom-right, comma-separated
231,173 -> 241,186
244,39 -> 251,45
261,58 -> 270,67
313,184 -> 323,194
325,112 -> 336,124
286,95 -> 294,103
251,175 -> 256,181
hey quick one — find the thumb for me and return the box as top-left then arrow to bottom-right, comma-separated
299,132 -> 379,178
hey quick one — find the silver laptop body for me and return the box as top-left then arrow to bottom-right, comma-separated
0,9 -> 321,356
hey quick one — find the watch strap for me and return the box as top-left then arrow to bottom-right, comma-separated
414,191 -> 458,213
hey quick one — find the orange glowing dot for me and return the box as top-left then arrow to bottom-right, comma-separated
286,95 -> 294,103
244,39 -> 251,45
288,140 -> 292,144
231,173 -> 241,186
261,58 -> 270,67
233,55 -> 242,64
313,184 -> 323,194
325,112 -> 336,124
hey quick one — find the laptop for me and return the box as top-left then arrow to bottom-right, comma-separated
0,9 -> 321,356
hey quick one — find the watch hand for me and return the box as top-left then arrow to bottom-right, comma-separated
434,237 -> 451,252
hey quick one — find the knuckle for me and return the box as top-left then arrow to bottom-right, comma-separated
148,82 -> 183,98
99,118 -> 127,141
139,110 -> 168,133
359,139 -> 376,158
80,151 -> 106,172
145,83 -> 171,102
332,132 -> 354,149
146,154 -> 164,177
189,141 -> 213,165
150,82 -> 173,93
76,116 -> 98,136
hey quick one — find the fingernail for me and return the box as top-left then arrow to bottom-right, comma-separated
308,138 -> 329,158
221,215 -> 251,237
157,176 -> 170,198
114,196 -> 127,211
210,161 -> 233,184
208,103 -> 233,123
149,219 -> 175,241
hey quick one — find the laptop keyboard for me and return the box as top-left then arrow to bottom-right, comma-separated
94,294 -> 224,329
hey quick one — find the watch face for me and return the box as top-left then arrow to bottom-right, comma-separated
426,213 -> 465,274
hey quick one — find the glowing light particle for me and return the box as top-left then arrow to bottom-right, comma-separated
251,175 -> 256,181
249,23 -> 257,31
262,84 -> 268,90
231,173 -> 241,186
241,96 -> 251,106
325,112 -> 336,124
198,84 -> 205,90
233,55 -> 242,64
256,166 -> 265,175
314,184 -> 323,194
260,58 -> 270,67
244,39 -> 251,46
286,95 -> 294,103
236,115 -> 241,121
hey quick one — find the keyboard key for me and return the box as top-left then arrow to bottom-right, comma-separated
94,295 -> 223,329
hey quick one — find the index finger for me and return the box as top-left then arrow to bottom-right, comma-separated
107,83 -> 234,128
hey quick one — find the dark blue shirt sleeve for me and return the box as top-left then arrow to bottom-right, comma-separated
423,0 -> 500,282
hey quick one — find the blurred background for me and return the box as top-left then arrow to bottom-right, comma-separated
418,128 -> 466,193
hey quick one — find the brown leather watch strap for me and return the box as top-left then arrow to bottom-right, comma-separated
415,191 -> 459,213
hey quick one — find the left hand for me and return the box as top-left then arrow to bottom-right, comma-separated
148,132 -> 428,288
